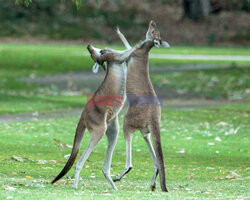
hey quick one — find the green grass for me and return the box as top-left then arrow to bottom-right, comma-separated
0,43 -> 249,115
151,67 -> 250,100
0,44 -> 249,87
0,95 -> 87,115
0,103 -> 249,199
94,44 -> 250,56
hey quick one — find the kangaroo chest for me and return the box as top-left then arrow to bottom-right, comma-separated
126,57 -> 154,95
106,63 -> 127,122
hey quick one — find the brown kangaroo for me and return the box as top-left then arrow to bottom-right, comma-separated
113,21 -> 170,192
51,44 -> 138,190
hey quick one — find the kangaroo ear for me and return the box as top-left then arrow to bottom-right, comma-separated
101,62 -> 106,72
161,40 -> 170,48
149,20 -> 157,28
92,62 -> 99,73
154,39 -> 161,48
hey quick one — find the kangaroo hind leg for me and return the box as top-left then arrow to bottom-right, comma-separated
72,122 -> 106,189
113,126 -> 135,182
102,116 -> 119,190
141,129 -> 159,191
150,122 -> 168,192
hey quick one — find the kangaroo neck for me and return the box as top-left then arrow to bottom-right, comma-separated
126,40 -> 155,95
109,63 -> 127,95
98,62 -> 127,96
141,39 -> 154,52
128,40 -> 154,74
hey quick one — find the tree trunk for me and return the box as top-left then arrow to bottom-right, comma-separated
183,0 -> 210,21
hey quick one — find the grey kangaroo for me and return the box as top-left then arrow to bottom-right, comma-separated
113,20 -> 170,192
51,44 -> 138,190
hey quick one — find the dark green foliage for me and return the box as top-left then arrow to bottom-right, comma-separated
15,0 -> 32,7
0,0 -> 91,39
0,0 -> 144,41
183,0 -> 210,21
1,0 -> 249,43
212,0 -> 250,12
207,33 -> 216,46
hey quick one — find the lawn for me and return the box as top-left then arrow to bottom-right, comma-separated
0,43 -> 249,199
151,67 -> 250,100
0,95 -> 87,115
0,43 -> 249,114
0,103 -> 249,199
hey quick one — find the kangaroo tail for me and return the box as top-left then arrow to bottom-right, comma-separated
51,115 -> 86,184
150,122 -> 168,192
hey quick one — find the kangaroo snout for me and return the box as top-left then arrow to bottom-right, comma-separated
87,44 -> 94,54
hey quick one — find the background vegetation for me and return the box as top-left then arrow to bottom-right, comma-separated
0,0 -> 249,45
0,0 -> 249,199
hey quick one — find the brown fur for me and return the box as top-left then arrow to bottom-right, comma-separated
51,45 -> 132,186
115,21 -> 168,192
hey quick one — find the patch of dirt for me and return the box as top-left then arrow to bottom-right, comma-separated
0,108 -> 82,123
19,64 -> 234,99
0,99 -> 235,122
20,71 -> 106,94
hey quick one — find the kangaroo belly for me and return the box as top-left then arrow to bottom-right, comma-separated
106,63 -> 127,122
125,57 -> 160,129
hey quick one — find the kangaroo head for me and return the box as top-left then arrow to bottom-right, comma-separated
87,45 -> 106,73
146,20 -> 170,48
